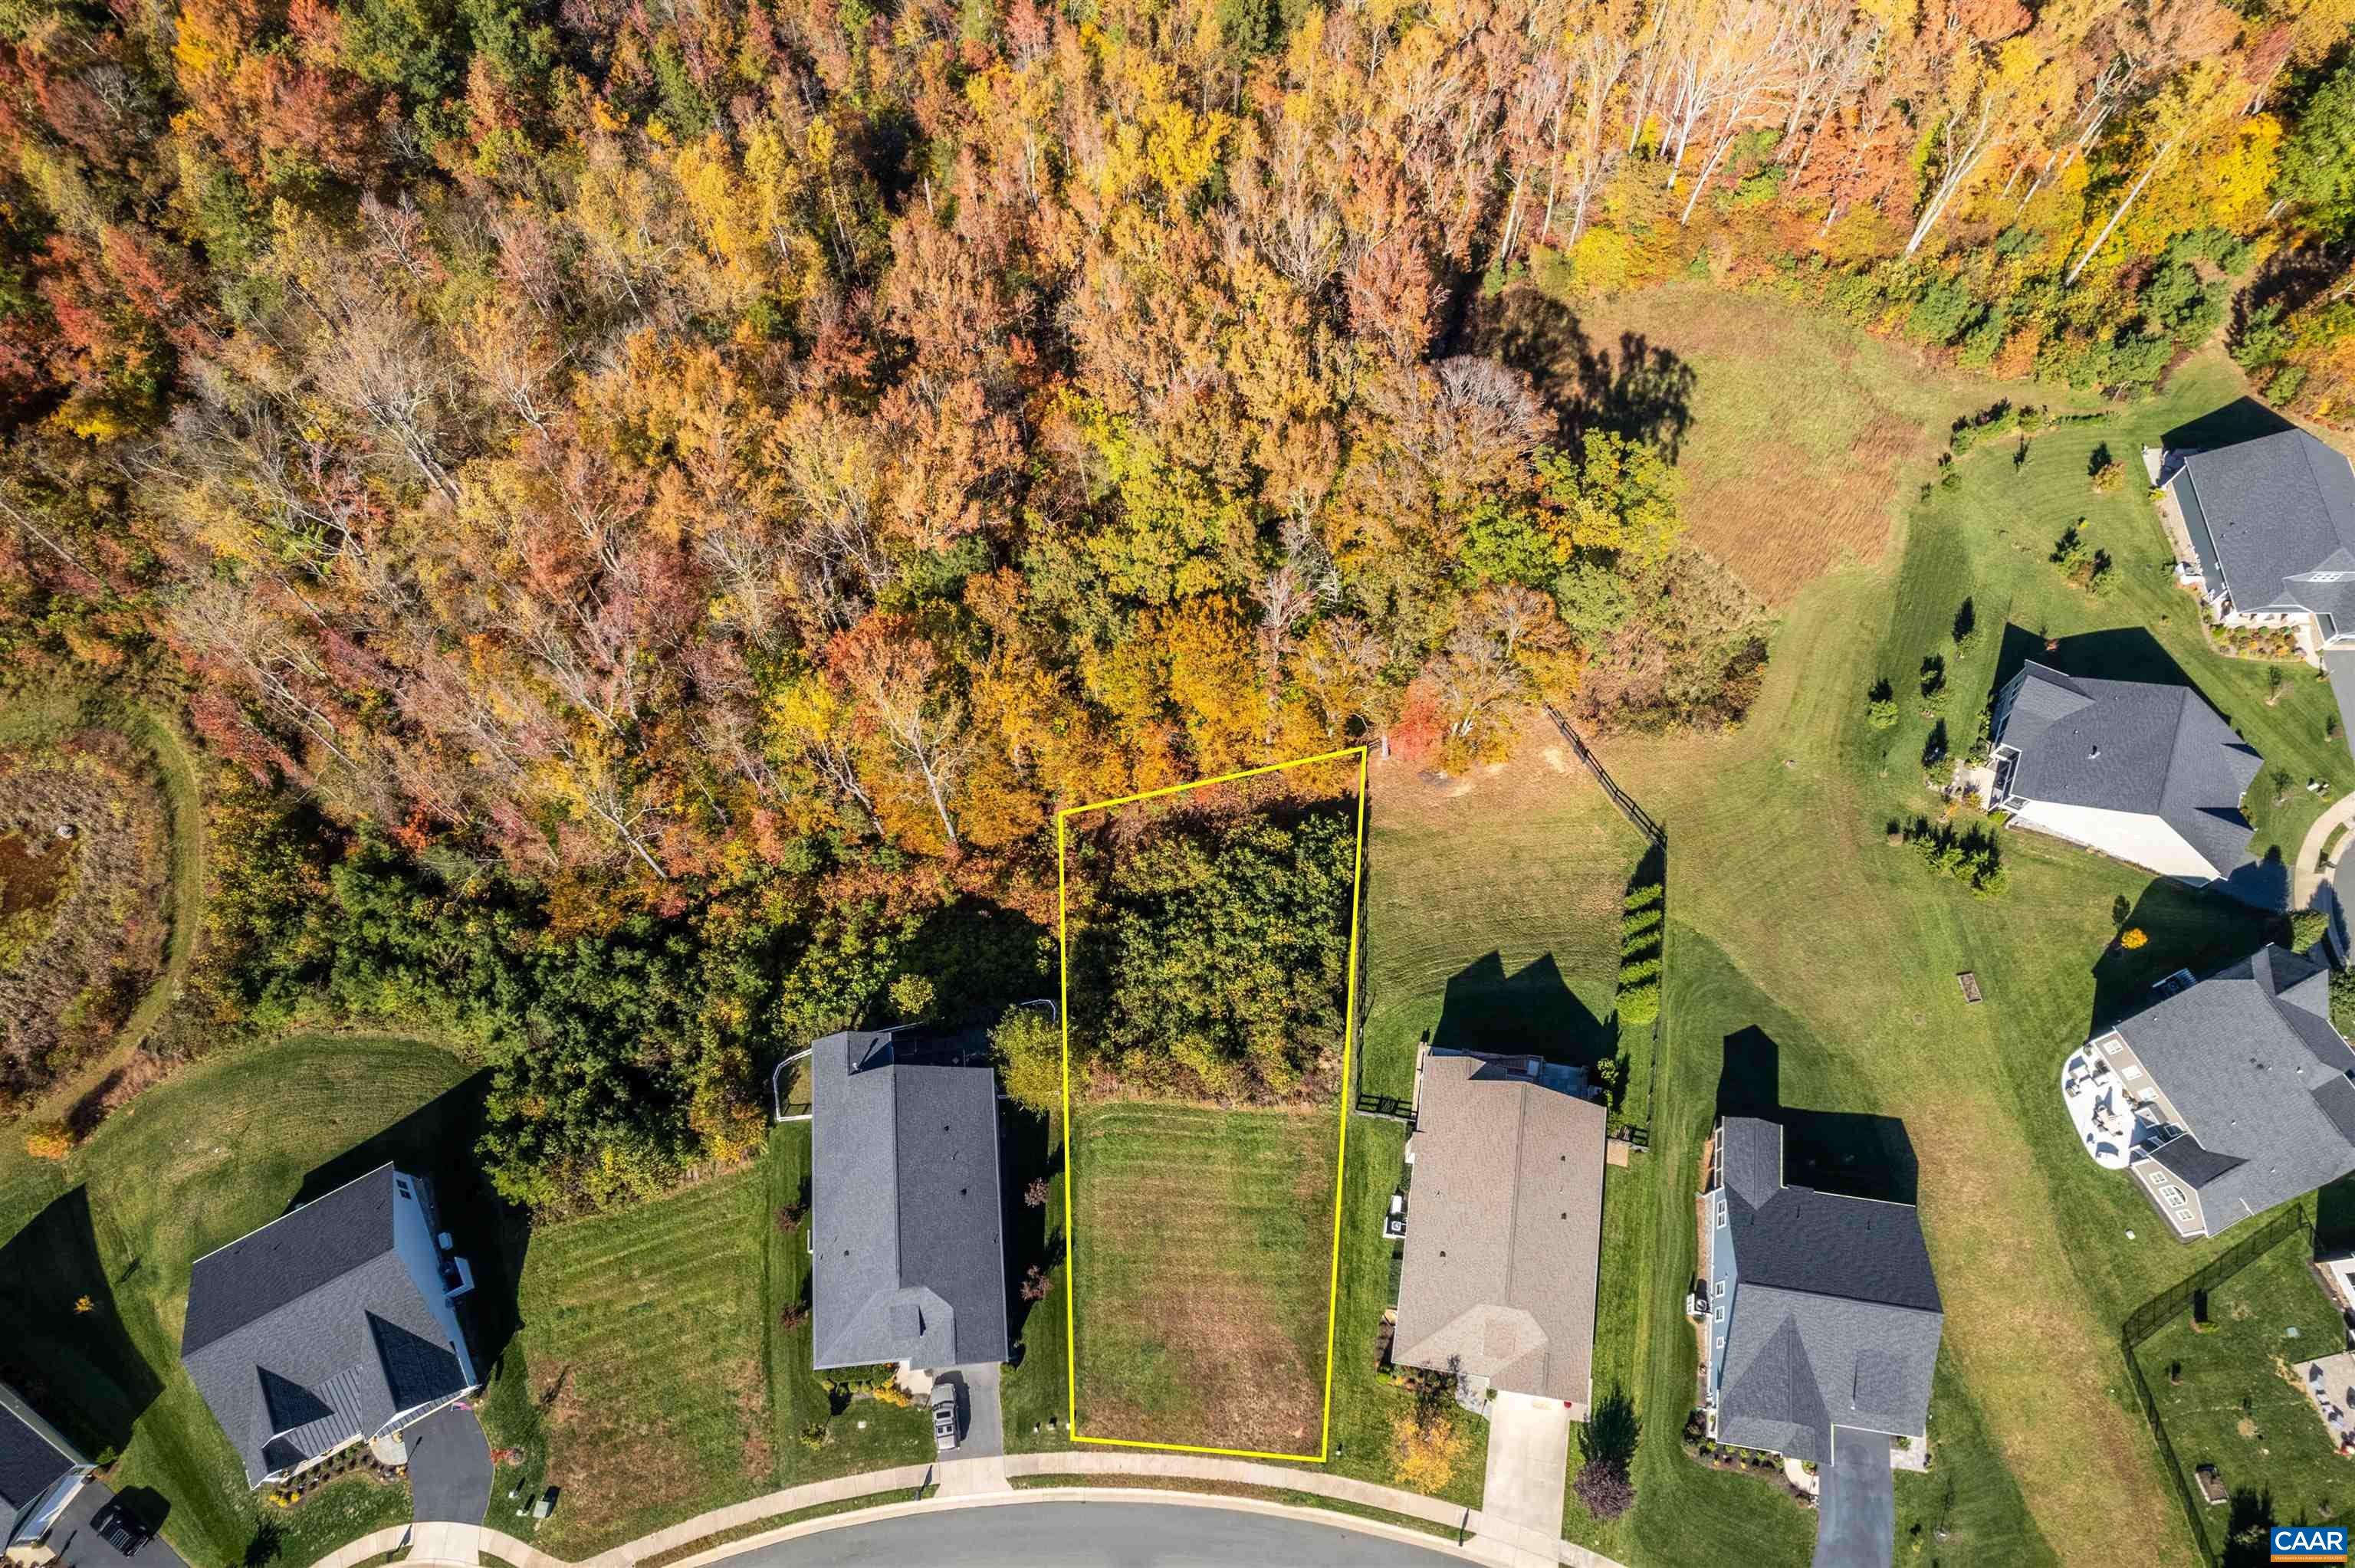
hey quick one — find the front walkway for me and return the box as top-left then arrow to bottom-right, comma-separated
2294,789 -> 2355,960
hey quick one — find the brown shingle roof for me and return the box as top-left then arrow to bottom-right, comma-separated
1391,1051 -> 1607,1406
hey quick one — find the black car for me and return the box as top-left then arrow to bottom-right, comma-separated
89,1500 -> 152,1556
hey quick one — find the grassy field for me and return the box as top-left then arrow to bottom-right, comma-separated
1480,280 -> 2050,604
0,1035 -> 481,1568
2133,1228 -> 2349,1563
1069,1101 -> 1338,1456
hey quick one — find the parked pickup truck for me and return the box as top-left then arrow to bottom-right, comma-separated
931,1382 -> 960,1453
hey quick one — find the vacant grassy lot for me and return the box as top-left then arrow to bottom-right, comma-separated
0,1035 -> 476,1568
515,1166 -> 771,1557
1480,280 -> 2048,603
2134,1230 -> 2347,1561
1069,1101 -> 1339,1456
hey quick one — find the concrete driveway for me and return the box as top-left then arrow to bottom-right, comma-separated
1479,1390 -> 1571,1559
408,1406 -> 493,1525
1813,1429 -> 1894,1568
941,1363 -> 1004,1459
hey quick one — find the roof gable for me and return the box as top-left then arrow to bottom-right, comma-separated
2118,944 -> 2355,1226
2176,428 -> 2355,607
1391,1051 -> 1608,1404
180,1168 -> 469,1485
0,1384 -> 80,1516
1995,663 -> 2260,876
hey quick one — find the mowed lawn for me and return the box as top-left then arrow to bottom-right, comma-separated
514,1166 -> 771,1557
2133,1228 -> 2348,1560
1571,347 -> 2337,1566
1070,1101 -> 1339,1456
0,1035 -> 475,1568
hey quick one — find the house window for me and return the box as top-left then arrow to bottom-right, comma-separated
1713,1279 -> 1725,1298
1715,1196 -> 1727,1227
1716,1337 -> 1726,1350
1714,1304 -> 1724,1323
396,1179 -> 412,1197
2123,1066 -> 2143,1081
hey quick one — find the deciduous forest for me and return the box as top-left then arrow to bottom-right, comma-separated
0,0 -> 2349,1204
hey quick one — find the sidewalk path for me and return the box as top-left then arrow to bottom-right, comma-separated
2294,792 -> 2355,959
307,1448 -> 1631,1568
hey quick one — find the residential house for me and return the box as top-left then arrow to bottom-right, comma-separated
1985,661 -> 2261,889
1391,1048 -> 1606,1415
2075,943 -> 2355,1240
2153,426 -> 2355,741
2157,425 -> 2355,648
809,1026 -> 1010,1373
1,1382 -> 94,1566
1701,1117 -> 1943,1469
180,1165 -> 479,1488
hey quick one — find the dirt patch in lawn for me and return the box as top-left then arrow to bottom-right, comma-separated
1071,1101 -> 1339,1455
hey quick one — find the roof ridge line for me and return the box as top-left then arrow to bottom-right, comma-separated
189,1163 -> 398,1271
185,1246 -> 412,1361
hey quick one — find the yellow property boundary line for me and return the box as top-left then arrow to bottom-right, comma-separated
1055,743 -> 1369,1462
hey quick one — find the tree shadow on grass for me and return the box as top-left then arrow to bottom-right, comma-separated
0,1183 -> 161,1459
1715,1027 -> 1917,1206
291,1071 -> 528,1381
1428,952 -> 1612,1079
1476,288 -> 1696,458
2221,1487 -> 2276,1568
1582,1386 -> 1639,1469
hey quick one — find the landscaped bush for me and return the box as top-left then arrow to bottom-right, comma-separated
2290,908 -> 2330,954
1617,880 -> 1667,1023
1617,980 -> 1661,1025
1898,818 -> 2007,897
1572,1458 -> 1635,1521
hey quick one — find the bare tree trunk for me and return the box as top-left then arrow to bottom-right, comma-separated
2067,136 -> 2180,287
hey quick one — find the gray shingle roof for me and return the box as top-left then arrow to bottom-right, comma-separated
809,1030 -> 1010,1370
1714,1119 -> 1943,1461
0,1383 -> 80,1520
1995,662 -> 2262,878
2171,429 -> 2355,615
180,1166 -> 471,1486
2118,944 -> 2355,1233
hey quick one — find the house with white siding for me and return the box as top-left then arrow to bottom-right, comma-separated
1985,661 -> 2262,892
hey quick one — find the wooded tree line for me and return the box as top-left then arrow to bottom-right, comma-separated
1061,792 -> 1358,1105
0,0 -> 2348,1202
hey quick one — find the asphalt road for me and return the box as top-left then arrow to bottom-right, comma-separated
718,1499 -> 1471,1566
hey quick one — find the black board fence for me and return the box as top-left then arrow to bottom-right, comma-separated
2117,1204 -> 2315,1568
